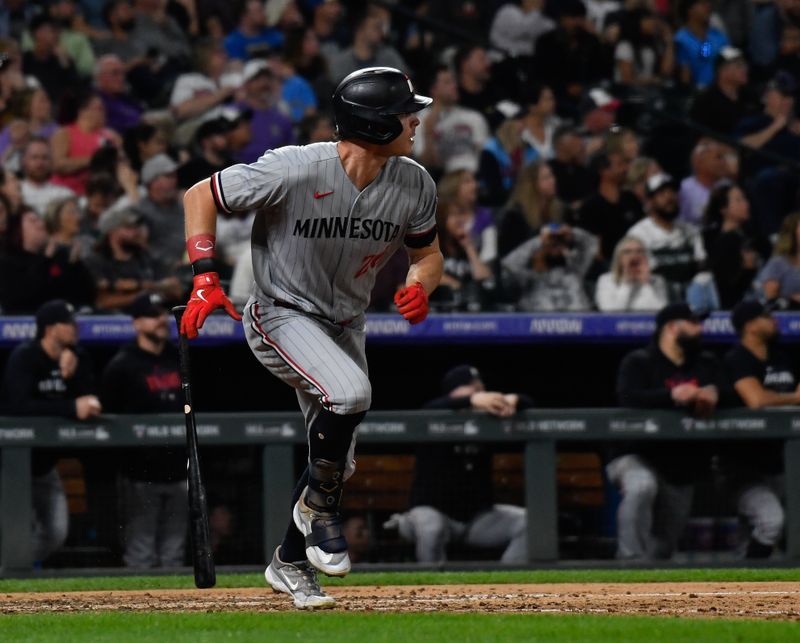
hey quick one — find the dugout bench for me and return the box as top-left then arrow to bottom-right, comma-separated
1,409 -> 800,574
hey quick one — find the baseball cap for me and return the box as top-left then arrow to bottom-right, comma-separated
35,299 -> 76,337
219,105 -> 254,126
765,70 -> 798,97
655,302 -> 708,333
441,364 -> 482,395
127,292 -> 167,319
242,59 -> 273,84
195,117 -> 231,143
97,206 -> 143,237
645,172 -> 678,197
715,46 -> 745,70
731,300 -> 774,334
580,87 -> 620,116
140,153 -> 178,185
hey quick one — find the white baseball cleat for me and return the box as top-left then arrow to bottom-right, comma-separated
264,547 -> 336,610
293,492 -> 351,577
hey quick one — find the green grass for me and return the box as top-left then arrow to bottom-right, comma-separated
2,612 -> 799,643
0,568 -> 798,593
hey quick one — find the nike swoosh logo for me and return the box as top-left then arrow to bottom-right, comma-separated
196,289 -> 208,303
315,551 -> 336,564
314,190 -> 334,199
286,576 -> 301,591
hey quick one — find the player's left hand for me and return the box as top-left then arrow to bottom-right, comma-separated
394,281 -> 429,325
182,272 -> 242,339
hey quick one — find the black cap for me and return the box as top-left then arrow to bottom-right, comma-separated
441,364 -> 482,395
559,0 -> 587,18
35,299 -> 76,338
766,70 -> 798,98
127,292 -> 167,319
655,303 -> 707,334
731,300 -> 772,334
195,117 -> 231,143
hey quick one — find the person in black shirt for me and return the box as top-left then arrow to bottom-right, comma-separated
549,127 -> 594,209
609,302 -> 729,560
0,299 -> 102,564
101,292 -> 187,568
721,300 -> 793,558
384,365 -> 532,563
690,47 -> 752,137
176,117 -> 234,191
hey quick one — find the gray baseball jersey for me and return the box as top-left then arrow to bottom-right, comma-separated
210,142 -> 438,324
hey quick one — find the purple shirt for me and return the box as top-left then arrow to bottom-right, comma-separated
98,91 -> 143,135
0,122 -> 57,157
678,176 -> 711,225
234,103 -> 296,164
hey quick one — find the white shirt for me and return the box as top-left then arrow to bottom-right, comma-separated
626,217 -> 706,282
21,180 -> 76,217
594,272 -> 669,311
489,4 -> 555,57
413,105 -> 490,170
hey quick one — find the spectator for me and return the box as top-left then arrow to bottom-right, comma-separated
702,182 -> 760,309
413,65 -> 490,177
489,0 -> 555,58
477,115 -> 528,207
0,205 -> 95,313
43,196 -> 96,268
674,0 -> 729,88
85,206 -> 182,311
283,25 -> 335,113
36,0 -> 96,77
224,0 -> 284,61
80,173 -> 120,243
218,105 -> 255,157
0,117 -> 29,173
92,0 -> 146,64
0,88 -> 57,159
296,111 -> 335,145
575,150 -> 643,266
606,126 -> 642,164
627,173 -> 706,296
758,211 -> 800,307
520,83 -> 559,161
385,364 -> 531,563
93,54 -> 144,135
625,156 -> 662,206
439,169 -> 498,266
306,0 -> 345,62
498,161 -> 566,256
721,300 -> 793,558
0,299 -> 102,564
50,91 -> 121,196
501,223 -> 597,311
101,292 -> 187,568
121,121 -> 167,173
595,235 -> 669,311
234,59 -> 295,164
578,87 -> 620,159
549,127 -> 594,208
610,302 -> 726,560
689,46 -> 752,136
327,7 -> 407,83
130,0 -> 191,70
132,154 -> 185,273
613,6 -> 674,86
265,48 -> 318,124
453,44 -> 501,128
19,138 -> 76,216
177,118 -> 234,190
750,0 -> 800,71
21,15 -> 80,104
678,139 -> 727,225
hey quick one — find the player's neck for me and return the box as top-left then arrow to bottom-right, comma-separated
337,141 -> 389,192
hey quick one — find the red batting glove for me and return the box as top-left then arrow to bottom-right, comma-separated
394,281 -> 429,325
181,272 -> 242,339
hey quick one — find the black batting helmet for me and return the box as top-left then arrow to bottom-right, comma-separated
332,67 -> 432,145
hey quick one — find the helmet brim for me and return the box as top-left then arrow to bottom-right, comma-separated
383,93 -> 433,115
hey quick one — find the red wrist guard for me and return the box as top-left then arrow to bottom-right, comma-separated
187,233 -> 216,263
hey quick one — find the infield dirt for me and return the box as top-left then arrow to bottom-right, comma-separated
2,582 -> 799,620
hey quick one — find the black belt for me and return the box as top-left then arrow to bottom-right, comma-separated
272,299 -> 354,326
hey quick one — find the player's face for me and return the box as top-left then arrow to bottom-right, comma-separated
135,311 -> 170,342
385,113 -> 420,157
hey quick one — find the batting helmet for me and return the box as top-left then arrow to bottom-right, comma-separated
332,67 -> 432,145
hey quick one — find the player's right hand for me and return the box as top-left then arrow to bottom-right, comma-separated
181,272 -> 242,339
76,395 -> 102,420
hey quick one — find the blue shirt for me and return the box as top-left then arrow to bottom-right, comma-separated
674,27 -> 729,88
224,28 -> 284,61
282,75 -> 318,123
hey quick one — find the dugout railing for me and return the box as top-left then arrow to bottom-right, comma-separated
1,409 -> 799,574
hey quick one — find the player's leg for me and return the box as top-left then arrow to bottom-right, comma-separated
394,505 -> 456,562
31,467 -> 69,563
738,483 -> 785,558
155,482 -> 189,567
649,481 -> 693,559
464,504 -> 527,563
121,479 -> 158,568
605,454 -> 658,559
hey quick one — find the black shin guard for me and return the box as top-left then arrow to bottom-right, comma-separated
279,467 -> 309,562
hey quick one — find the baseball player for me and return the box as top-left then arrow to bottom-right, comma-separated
180,67 -> 443,608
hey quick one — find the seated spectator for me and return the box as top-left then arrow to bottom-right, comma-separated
20,138 -> 76,216
85,206 -> 183,311
296,112 -> 335,145
578,87 -> 620,159
132,154 -> 185,273
453,44 -> 503,128
610,302 -> 725,560
385,364 -> 531,563
595,235 -> 669,311
613,6 -> 674,86
266,47 -> 319,124
689,46 -> 751,136
121,122 -> 167,173
44,196 -> 97,267
21,15 -> 80,104
50,91 -> 121,196
498,161 -> 566,257
234,60 -> 295,164
749,0 -> 800,71
605,126 -> 640,164
283,25 -> 336,114
625,156 -> 662,206
678,139 -> 727,225
0,88 -> 57,159
489,0 -> 554,59
413,65 -> 490,178
101,292 -> 187,568
520,83 -> 559,161
575,150 -> 643,268
720,301 -> 793,558
0,118 -> 30,174
702,183 -> 760,309
0,299 -> 102,565
627,173 -> 706,298
92,0 -> 146,64
439,168 -> 498,263
224,0 -> 284,61
477,115 -> 528,207
501,223 -> 597,311
674,0 -> 729,88
327,7 -> 407,84
549,126 -> 594,208
177,118 -> 234,190
80,174 -> 120,245
94,54 -> 143,135
0,205 -> 95,313
758,212 -> 800,307
130,0 -> 191,71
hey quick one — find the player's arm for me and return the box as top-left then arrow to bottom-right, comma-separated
181,178 -> 241,339
734,377 -> 800,408
393,236 -> 443,326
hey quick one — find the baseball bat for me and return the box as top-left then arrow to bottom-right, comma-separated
172,305 -> 216,589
